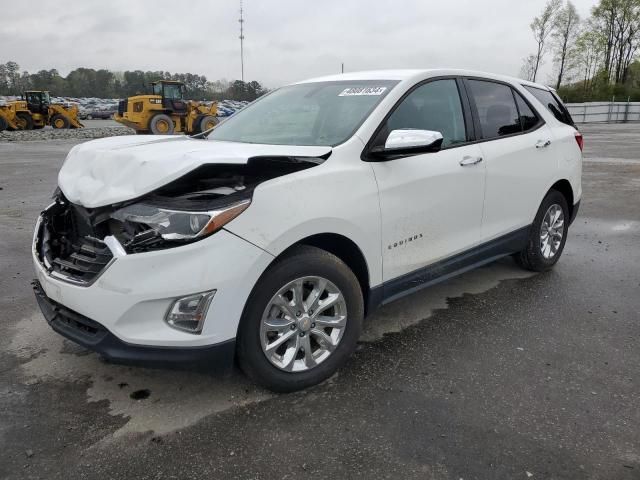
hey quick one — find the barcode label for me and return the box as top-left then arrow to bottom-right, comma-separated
339,87 -> 387,97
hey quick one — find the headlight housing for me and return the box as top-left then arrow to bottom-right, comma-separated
110,199 -> 250,251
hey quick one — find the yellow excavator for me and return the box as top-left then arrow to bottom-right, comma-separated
114,80 -> 218,135
0,91 -> 83,131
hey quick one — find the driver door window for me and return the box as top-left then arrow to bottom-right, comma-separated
380,79 -> 467,148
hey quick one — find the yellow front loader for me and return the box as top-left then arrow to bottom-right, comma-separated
114,80 -> 218,135
0,91 -> 83,131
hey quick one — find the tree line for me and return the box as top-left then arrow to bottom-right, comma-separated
0,61 -> 267,101
522,0 -> 640,102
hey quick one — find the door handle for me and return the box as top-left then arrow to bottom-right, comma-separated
536,139 -> 552,149
459,156 -> 483,166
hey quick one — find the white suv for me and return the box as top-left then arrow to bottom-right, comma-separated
33,69 -> 583,392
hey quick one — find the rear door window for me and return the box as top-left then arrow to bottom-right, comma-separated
523,85 -> 574,126
467,80 -> 521,139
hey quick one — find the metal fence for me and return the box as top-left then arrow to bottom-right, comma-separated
565,101 -> 640,124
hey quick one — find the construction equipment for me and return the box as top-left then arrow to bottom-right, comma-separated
114,80 -> 219,135
0,91 -> 83,131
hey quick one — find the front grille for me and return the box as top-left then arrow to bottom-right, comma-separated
50,235 -> 113,283
117,99 -> 127,115
37,201 -> 114,285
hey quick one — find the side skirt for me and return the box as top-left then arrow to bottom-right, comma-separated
368,225 -> 531,311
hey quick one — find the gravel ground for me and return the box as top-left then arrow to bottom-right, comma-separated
0,125 -> 133,142
0,123 -> 639,479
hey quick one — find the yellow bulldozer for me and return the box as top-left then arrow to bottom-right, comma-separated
0,91 -> 83,131
114,80 -> 219,135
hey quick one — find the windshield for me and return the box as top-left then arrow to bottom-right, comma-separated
208,81 -> 398,146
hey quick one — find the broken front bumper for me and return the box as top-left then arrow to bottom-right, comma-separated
32,280 -> 236,370
32,206 -> 275,356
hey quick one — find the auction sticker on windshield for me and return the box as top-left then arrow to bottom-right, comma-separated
339,87 -> 387,96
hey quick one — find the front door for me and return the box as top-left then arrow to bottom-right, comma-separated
369,79 -> 486,284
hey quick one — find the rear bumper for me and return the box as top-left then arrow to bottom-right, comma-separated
33,280 -> 235,371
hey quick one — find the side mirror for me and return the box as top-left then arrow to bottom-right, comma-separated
371,129 -> 444,158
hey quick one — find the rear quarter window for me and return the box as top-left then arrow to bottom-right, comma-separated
523,86 -> 574,126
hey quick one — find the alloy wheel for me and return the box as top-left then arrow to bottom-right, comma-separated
260,276 -> 348,372
540,204 -> 565,259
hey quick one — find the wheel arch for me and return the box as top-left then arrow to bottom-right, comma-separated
547,179 -> 574,219
275,233 -> 372,315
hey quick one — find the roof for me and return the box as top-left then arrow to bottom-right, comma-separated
293,69 -> 552,91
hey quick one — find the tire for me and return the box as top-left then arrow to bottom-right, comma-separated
149,113 -> 174,135
16,112 -> 33,130
191,114 -> 204,135
514,190 -> 569,272
51,114 -> 70,129
199,115 -> 218,132
0,116 -> 7,132
86,114 -> 93,120
237,245 -> 364,393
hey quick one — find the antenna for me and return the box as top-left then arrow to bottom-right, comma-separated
239,0 -> 245,82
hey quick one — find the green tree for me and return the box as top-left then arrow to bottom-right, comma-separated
530,0 -> 563,81
552,1 -> 581,88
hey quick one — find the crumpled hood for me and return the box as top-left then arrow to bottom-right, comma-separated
58,135 -> 332,208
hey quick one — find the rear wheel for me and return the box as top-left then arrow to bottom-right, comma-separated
51,114 -> 70,129
149,113 -> 174,135
16,112 -> 33,130
199,115 -> 218,132
237,245 -> 364,392
515,190 -> 569,272
0,116 -> 7,132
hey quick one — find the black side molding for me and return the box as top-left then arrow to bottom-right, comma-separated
368,226 -> 531,310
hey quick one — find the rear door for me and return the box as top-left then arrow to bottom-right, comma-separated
464,78 -> 558,241
367,78 -> 486,283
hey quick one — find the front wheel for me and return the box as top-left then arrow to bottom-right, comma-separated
51,114 -> 70,129
199,115 -> 218,132
237,246 -> 364,392
515,190 -> 569,272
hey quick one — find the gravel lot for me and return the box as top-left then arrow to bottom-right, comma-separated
0,120 -> 132,142
0,124 -> 639,479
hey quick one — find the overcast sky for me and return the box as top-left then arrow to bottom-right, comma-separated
3,0 -> 599,88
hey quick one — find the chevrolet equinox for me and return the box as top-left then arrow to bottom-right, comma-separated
33,69 -> 583,392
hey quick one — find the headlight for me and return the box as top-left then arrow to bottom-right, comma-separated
111,199 -> 250,247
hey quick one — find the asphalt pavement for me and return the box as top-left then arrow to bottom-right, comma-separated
0,123 -> 638,479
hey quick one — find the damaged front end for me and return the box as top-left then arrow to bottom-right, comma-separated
35,156 -> 323,285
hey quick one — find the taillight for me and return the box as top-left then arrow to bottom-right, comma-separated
574,131 -> 584,151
